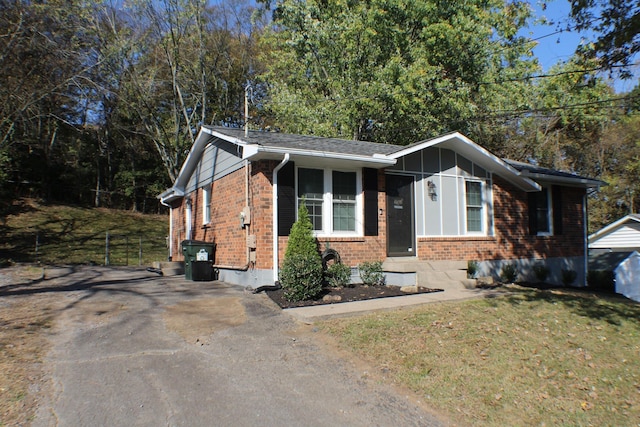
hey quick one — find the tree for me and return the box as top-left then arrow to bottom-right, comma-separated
259,0 -> 538,145
570,0 -> 640,77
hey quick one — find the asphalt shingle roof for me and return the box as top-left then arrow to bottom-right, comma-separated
206,126 -> 402,157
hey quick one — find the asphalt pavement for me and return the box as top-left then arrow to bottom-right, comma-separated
31,266 -> 448,427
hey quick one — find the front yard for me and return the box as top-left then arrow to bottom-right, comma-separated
321,285 -> 640,426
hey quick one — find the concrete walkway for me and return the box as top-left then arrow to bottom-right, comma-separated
285,286 -> 507,323
31,267 -> 448,427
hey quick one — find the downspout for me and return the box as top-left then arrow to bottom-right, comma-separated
160,198 -> 173,261
272,153 -> 290,283
583,191 -> 589,287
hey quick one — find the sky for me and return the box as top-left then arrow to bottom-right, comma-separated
522,1 -> 638,93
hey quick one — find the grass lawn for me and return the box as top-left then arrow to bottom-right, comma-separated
321,286 -> 640,426
0,199 -> 168,266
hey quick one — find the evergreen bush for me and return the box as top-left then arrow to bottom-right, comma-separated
467,260 -> 479,279
533,264 -> 550,282
280,202 -> 323,302
561,269 -> 578,286
326,262 -> 352,287
500,263 -> 518,283
359,261 -> 385,285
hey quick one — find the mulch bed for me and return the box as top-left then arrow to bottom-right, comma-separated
265,284 -> 443,309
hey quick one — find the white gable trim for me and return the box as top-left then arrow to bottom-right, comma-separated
389,132 -> 540,192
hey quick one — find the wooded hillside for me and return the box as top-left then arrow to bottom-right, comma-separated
1,0 -> 638,230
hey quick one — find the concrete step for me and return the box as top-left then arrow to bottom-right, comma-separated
383,258 -> 474,290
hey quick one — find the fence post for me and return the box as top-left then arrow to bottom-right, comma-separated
126,235 -> 129,266
139,236 -> 143,266
105,231 -> 110,266
35,232 -> 40,263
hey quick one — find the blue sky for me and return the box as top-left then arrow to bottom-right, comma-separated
523,1 -> 638,93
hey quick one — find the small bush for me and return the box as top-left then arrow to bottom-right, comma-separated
359,261 -> 385,286
280,202 -> 323,302
467,260 -> 479,279
325,262 -> 352,287
280,253 -> 323,301
561,269 -> 578,286
500,263 -> 518,283
587,270 -> 615,292
533,264 -> 550,282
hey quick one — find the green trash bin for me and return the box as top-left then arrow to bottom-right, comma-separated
181,240 -> 216,281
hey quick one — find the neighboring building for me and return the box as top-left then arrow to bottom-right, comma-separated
159,126 -> 602,288
588,214 -> 640,253
589,251 -> 640,303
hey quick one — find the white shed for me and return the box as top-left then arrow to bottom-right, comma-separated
615,251 -> 640,303
589,214 -> 640,253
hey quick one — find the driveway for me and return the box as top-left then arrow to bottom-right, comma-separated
30,266 -> 444,426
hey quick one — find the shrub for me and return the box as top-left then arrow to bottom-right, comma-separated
561,269 -> 578,286
280,253 -> 324,301
467,260 -> 479,279
533,264 -> 550,282
500,263 -> 518,283
359,261 -> 385,286
280,202 -> 323,302
587,270 -> 615,292
325,262 -> 352,288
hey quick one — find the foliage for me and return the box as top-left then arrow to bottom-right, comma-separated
322,287 -> 640,426
532,264 -> 550,283
561,269 -> 578,286
358,261 -> 385,286
260,0 -> 537,144
500,263 -> 518,283
587,270 -> 615,292
280,202 -> 323,301
570,0 -> 640,76
467,260 -> 479,279
325,262 -> 352,288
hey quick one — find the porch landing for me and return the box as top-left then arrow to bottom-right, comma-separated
383,258 -> 476,291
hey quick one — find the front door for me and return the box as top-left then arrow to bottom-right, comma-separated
386,174 -> 415,256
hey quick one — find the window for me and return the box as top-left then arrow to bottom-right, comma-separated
465,181 -> 483,233
332,171 -> 357,231
202,186 -> 211,224
534,187 -> 552,235
297,168 -> 324,230
297,167 -> 361,234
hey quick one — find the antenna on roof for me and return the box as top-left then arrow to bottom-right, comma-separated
244,83 -> 253,137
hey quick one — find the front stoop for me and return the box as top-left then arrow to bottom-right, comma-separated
383,258 -> 476,291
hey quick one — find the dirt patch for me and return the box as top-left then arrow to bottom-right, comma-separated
266,284 -> 443,309
0,266 -> 58,426
163,297 -> 247,345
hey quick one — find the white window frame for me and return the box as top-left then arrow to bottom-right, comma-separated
295,166 -> 363,237
536,186 -> 553,236
464,179 -> 485,234
202,186 -> 211,224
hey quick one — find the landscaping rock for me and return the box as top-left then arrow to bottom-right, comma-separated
400,286 -> 418,293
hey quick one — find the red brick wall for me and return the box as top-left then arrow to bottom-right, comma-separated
417,176 -> 586,261
171,164 -> 586,269
171,167 -> 247,265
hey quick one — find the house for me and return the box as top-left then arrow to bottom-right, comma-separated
159,126 -> 603,288
588,214 -> 640,253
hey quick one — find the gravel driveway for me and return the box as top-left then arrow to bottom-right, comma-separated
31,266 -> 444,426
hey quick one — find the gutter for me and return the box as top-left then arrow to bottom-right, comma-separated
159,198 -> 173,261
272,153 -> 290,283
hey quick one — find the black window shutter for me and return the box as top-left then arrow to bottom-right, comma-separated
278,161 -> 295,236
363,168 -> 379,236
528,192 -> 538,235
552,185 -> 563,235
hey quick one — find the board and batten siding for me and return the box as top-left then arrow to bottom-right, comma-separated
388,147 -> 493,237
590,221 -> 640,250
185,139 -> 244,193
